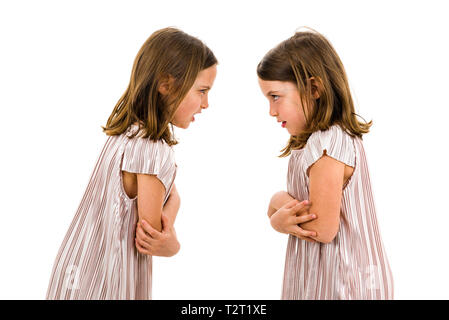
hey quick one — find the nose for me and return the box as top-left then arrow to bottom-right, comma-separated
201,94 -> 209,109
269,103 -> 277,117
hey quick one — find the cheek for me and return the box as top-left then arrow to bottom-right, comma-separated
186,94 -> 201,111
287,102 -> 305,121
175,94 -> 199,118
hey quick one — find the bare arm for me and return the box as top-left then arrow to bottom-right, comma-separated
268,191 -> 296,218
135,182 -> 181,257
300,155 -> 351,243
136,174 -> 165,232
162,183 -> 180,227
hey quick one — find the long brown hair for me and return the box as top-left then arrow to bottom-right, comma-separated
257,27 -> 371,157
102,27 -> 217,145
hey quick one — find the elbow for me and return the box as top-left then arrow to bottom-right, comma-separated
306,208 -> 340,244
173,241 -> 181,256
315,234 -> 336,244
170,190 -> 181,209
267,206 -> 276,218
171,188 -> 180,201
312,227 -> 339,244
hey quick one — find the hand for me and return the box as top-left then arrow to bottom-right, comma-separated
270,199 -> 318,243
135,214 -> 180,257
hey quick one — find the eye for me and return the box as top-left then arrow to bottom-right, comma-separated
271,95 -> 280,101
200,89 -> 208,94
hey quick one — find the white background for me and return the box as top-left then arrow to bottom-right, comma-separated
1,0 -> 448,300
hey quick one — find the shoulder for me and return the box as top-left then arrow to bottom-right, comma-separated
306,124 -> 352,147
123,137 -> 171,164
126,135 -> 170,151
124,123 -> 172,154
123,126 -> 174,164
122,136 -> 175,177
304,124 -> 356,169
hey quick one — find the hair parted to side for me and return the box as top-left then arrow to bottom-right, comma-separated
102,27 -> 218,145
257,26 -> 372,157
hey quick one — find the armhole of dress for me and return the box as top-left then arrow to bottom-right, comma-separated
342,138 -> 357,191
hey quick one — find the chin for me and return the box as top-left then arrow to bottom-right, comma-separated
287,125 -> 303,136
171,121 -> 189,129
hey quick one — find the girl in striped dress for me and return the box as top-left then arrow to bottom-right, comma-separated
46,27 -> 217,299
257,28 -> 394,299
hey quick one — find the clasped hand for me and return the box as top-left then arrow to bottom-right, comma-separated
134,214 -> 180,257
270,199 -> 318,243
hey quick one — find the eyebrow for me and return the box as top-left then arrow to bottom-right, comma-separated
266,90 -> 280,96
199,86 -> 211,90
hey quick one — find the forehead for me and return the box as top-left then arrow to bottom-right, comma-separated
258,79 -> 293,93
195,65 -> 217,85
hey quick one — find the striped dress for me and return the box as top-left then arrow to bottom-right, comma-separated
281,124 -> 394,300
46,123 -> 177,300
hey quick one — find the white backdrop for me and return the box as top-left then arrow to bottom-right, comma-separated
1,0 -> 448,300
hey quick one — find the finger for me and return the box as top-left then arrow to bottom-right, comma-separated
135,239 -> 147,254
136,224 -> 153,245
135,238 -> 152,255
290,225 -> 317,238
135,229 -> 152,249
140,220 -> 162,239
160,214 -> 171,234
135,236 -> 150,250
290,200 -> 312,215
284,199 -> 300,209
295,213 -> 317,224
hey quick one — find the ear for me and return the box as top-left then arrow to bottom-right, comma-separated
309,77 -> 323,100
157,75 -> 175,96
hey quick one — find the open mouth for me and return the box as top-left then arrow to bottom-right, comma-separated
281,121 -> 286,128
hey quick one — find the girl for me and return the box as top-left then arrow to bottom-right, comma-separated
257,28 -> 394,299
46,27 -> 217,300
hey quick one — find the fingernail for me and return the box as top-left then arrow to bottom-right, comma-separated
141,220 -> 146,225
312,214 -> 316,218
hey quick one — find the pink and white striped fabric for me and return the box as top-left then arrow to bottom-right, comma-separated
282,124 -> 394,299
46,123 -> 177,299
